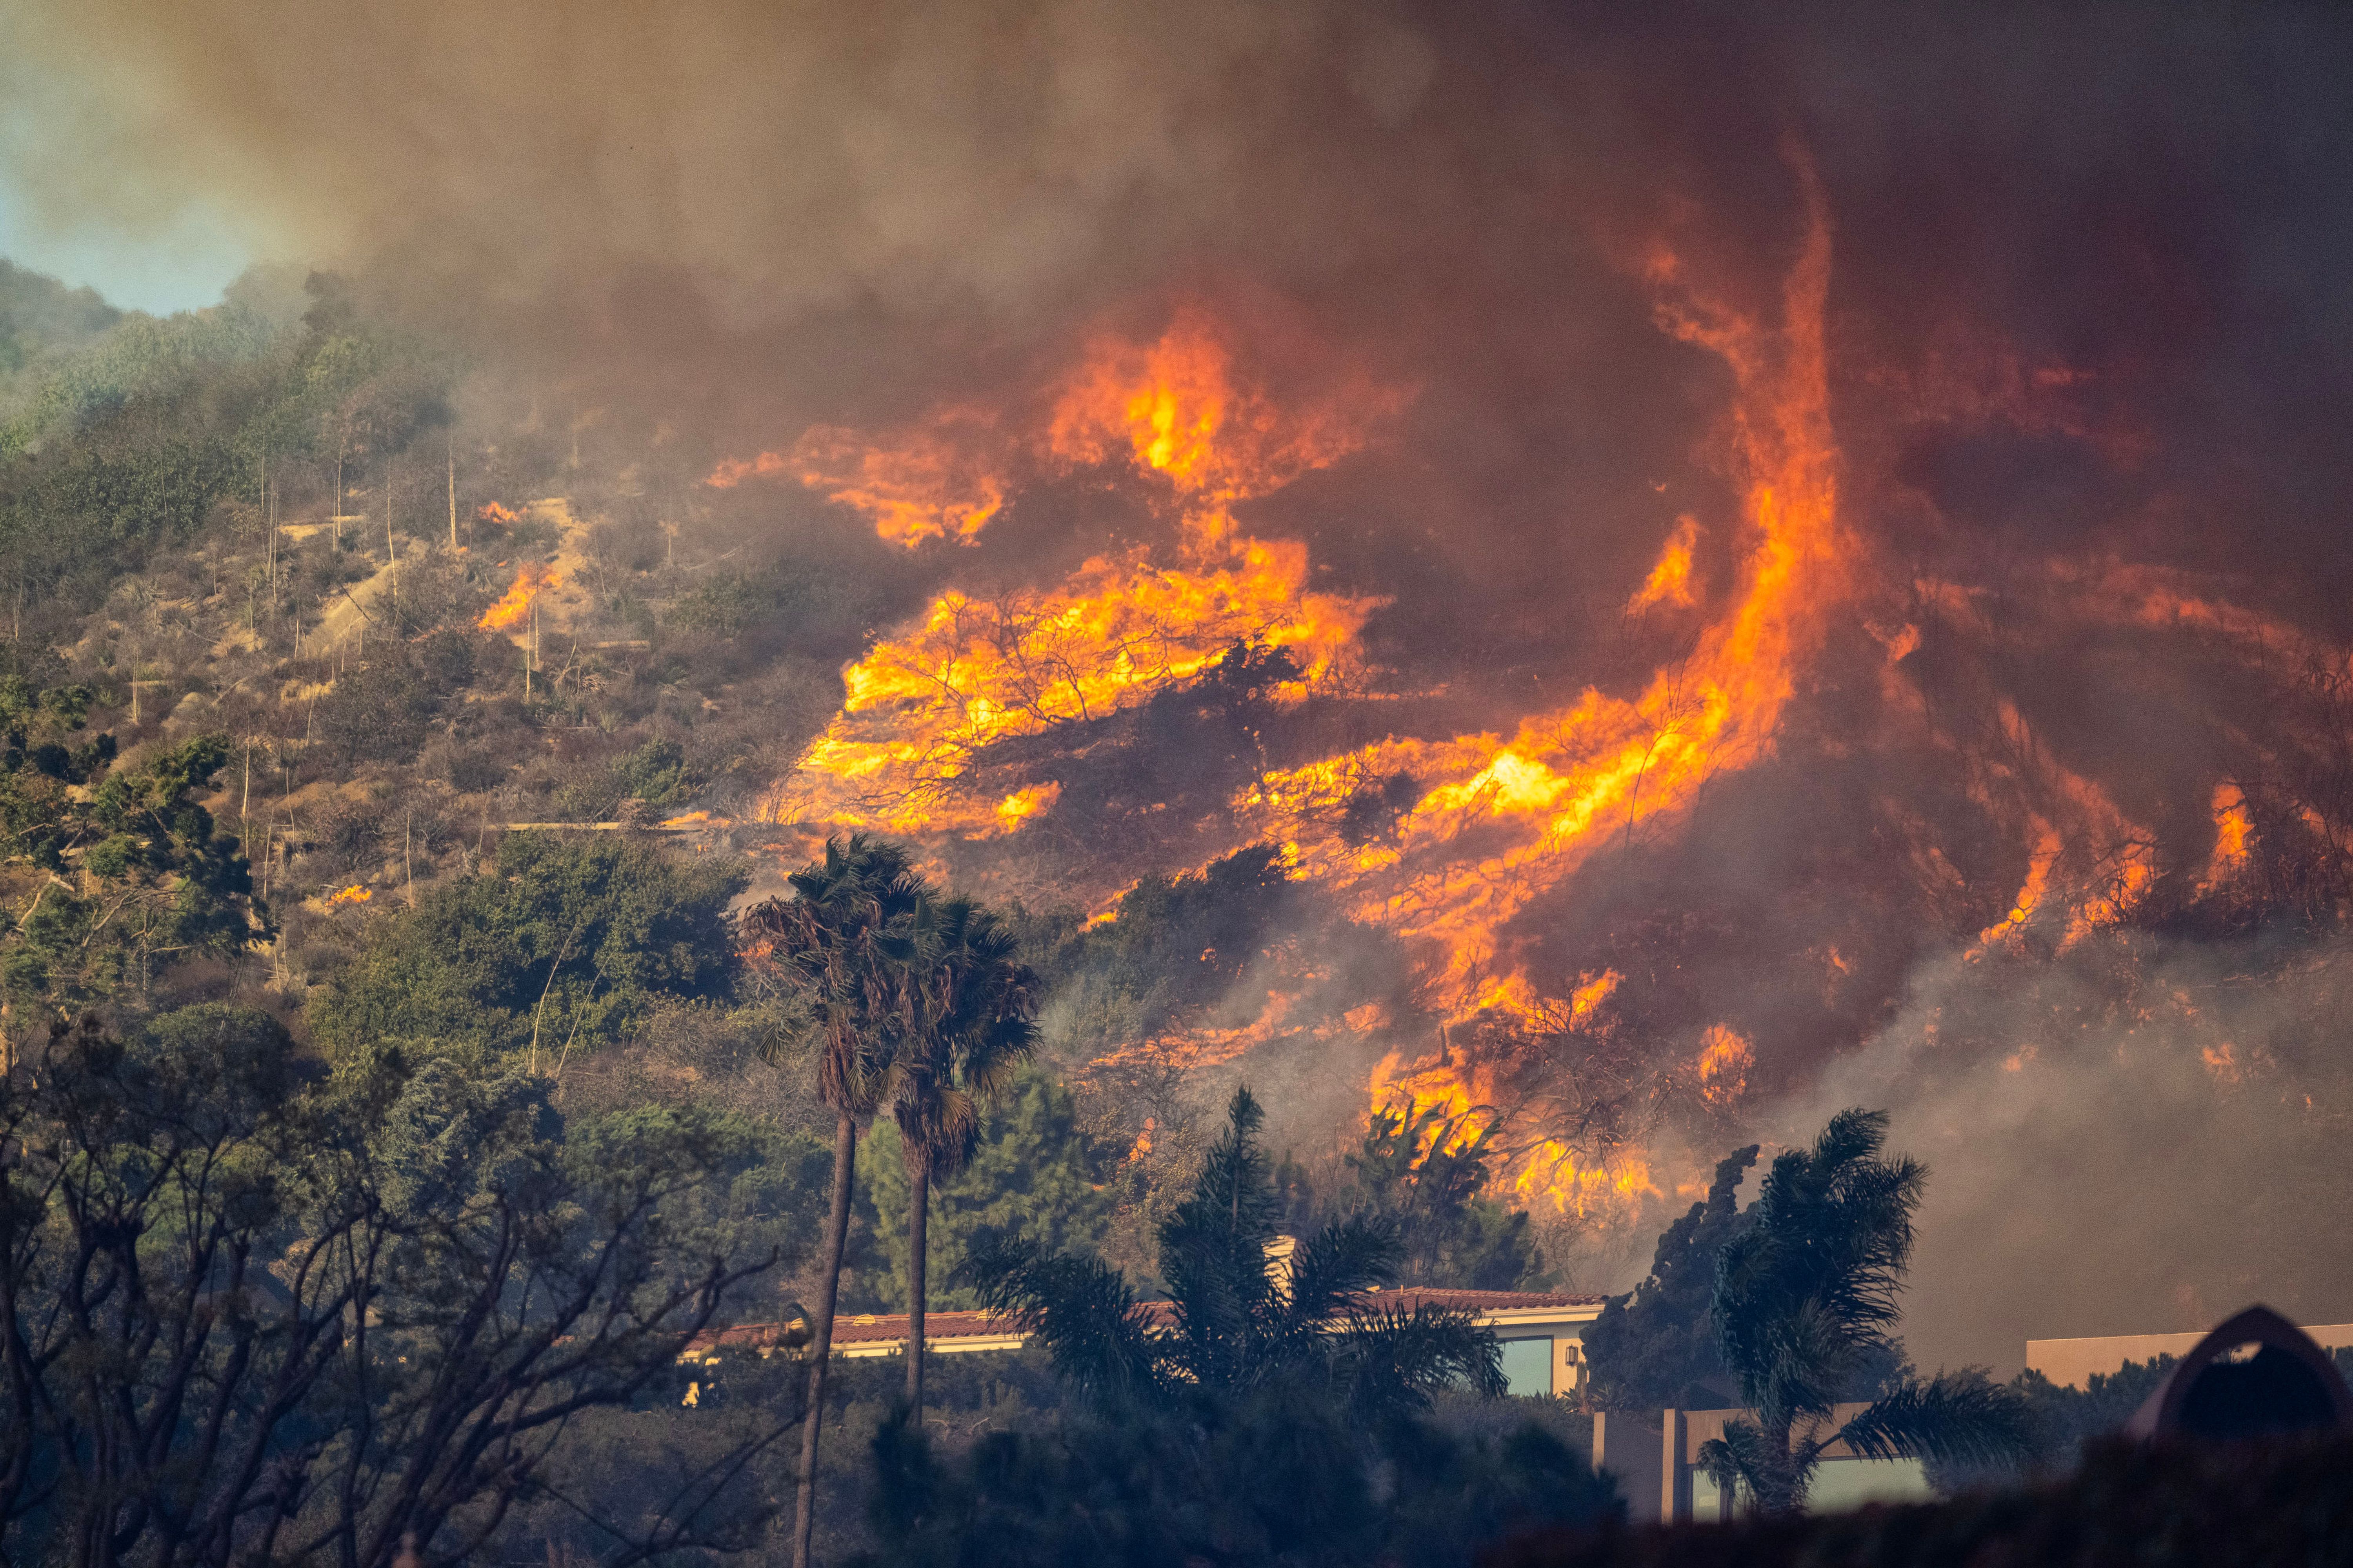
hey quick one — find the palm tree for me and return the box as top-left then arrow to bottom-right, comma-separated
740,834 -> 927,1568
1696,1108 -> 2030,1513
885,893 -> 1040,1418
971,1085 -> 1505,1420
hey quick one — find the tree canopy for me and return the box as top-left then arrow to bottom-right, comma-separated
1279,1100 -> 1551,1293
863,1063 -> 1115,1312
1580,1141 -> 1758,1410
972,1084 -> 1504,1417
0,697 -> 266,1013
313,829 -> 745,1069
1697,1109 -> 2030,1513
0,1008 -> 791,1568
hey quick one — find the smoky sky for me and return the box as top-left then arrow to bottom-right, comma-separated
12,1 -> 2350,587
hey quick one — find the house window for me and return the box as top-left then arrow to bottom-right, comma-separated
1499,1337 -> 1553,1396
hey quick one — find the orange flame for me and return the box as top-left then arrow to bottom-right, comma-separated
1629,516 -> 1700,611
478,562 -> 561,631
329,884 -> 372,906
713,407 -> 1008,548
1367,1043 -> 1656,1221
2203,782 -> 2252,888
1696,1024 -> 1753,1106
994,782 -> 1062,833
1045,306 -> 1383,545
477,501 -> 522,524
769,173 -> 1864,1221
767,312 -> 1395,838
1246,171 -> 1847,1026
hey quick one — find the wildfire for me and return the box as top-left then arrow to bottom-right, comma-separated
764,311 -> 1393,837
1044,306 -> 1385,544
711,407 -> 1007,547
995,782 -> 1062,833
1629,516 -> 1701,611
1696,1024 -> 1753,1106
328,884 -> 372,906
478,562 -> 561,631
750,169 -> 1858,1221
477,501 -> 522,524
1244,171 -> 1847,1027
1366,1043 -> 1657,1222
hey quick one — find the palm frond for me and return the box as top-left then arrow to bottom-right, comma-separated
1836,1369 -> 2034,1467
885,890 -> 1039,1184
1282,1215 -> 1400,1328
1333,1300 -> 1504,1414
964,1236 -> 1165,1409
1714,1106 -> 1926,1422
741,835 -> 931,1117
1159,1086 -> 1281,1388
1693,1417 -> 1773,1508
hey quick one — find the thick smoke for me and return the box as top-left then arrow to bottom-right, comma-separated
1766,933 -> 2353,1373
13,1 -> 2353,1362
0,0 -> 1488,325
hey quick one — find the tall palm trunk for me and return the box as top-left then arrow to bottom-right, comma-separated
793,1113 -> 858,1568
905,1161 -> 930,1415
1757,1414 -> 1800,1514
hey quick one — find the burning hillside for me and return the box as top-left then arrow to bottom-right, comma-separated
693,133 -> 2353,1298
19,0 -> 2353,1367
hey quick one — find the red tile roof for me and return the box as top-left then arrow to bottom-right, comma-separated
689,1288 -> 1603,1356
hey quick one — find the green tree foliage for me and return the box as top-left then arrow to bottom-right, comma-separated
0,1009 -> 791,1568
0,268 -> 458,611
0,260 -> 118,378
972,1085 -> 1506,1417
862,1382 -> 1617,1568
875,892 -> 1040,1413
0,709 -> 265,1011
1278,1101 -> 1550,1292
1695,1110 -> 2031,1513
669,571 -> 767,636
1029,842 -> 1296,1052
662,555 -> 915,659
864,1064 -> 1113,1313
552,736 -> 699,822
738,833 -> 928,1568
871,1087 -> 1615,1566
312,830 -> 745,1069
1581,1142 -> 1759,1410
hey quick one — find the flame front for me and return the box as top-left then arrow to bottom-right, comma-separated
755,181 -> 1849,1215
1248,176 -> 1846,1027
765,311 -> 1391,838
478,562 -> 560,631
712,407 -> 1007,548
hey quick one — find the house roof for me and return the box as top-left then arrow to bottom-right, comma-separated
689,1287 -> 1605,1357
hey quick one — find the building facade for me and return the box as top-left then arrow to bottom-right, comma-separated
1592,1403 -> 1932,1523
697,1288 -> 1606,1395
